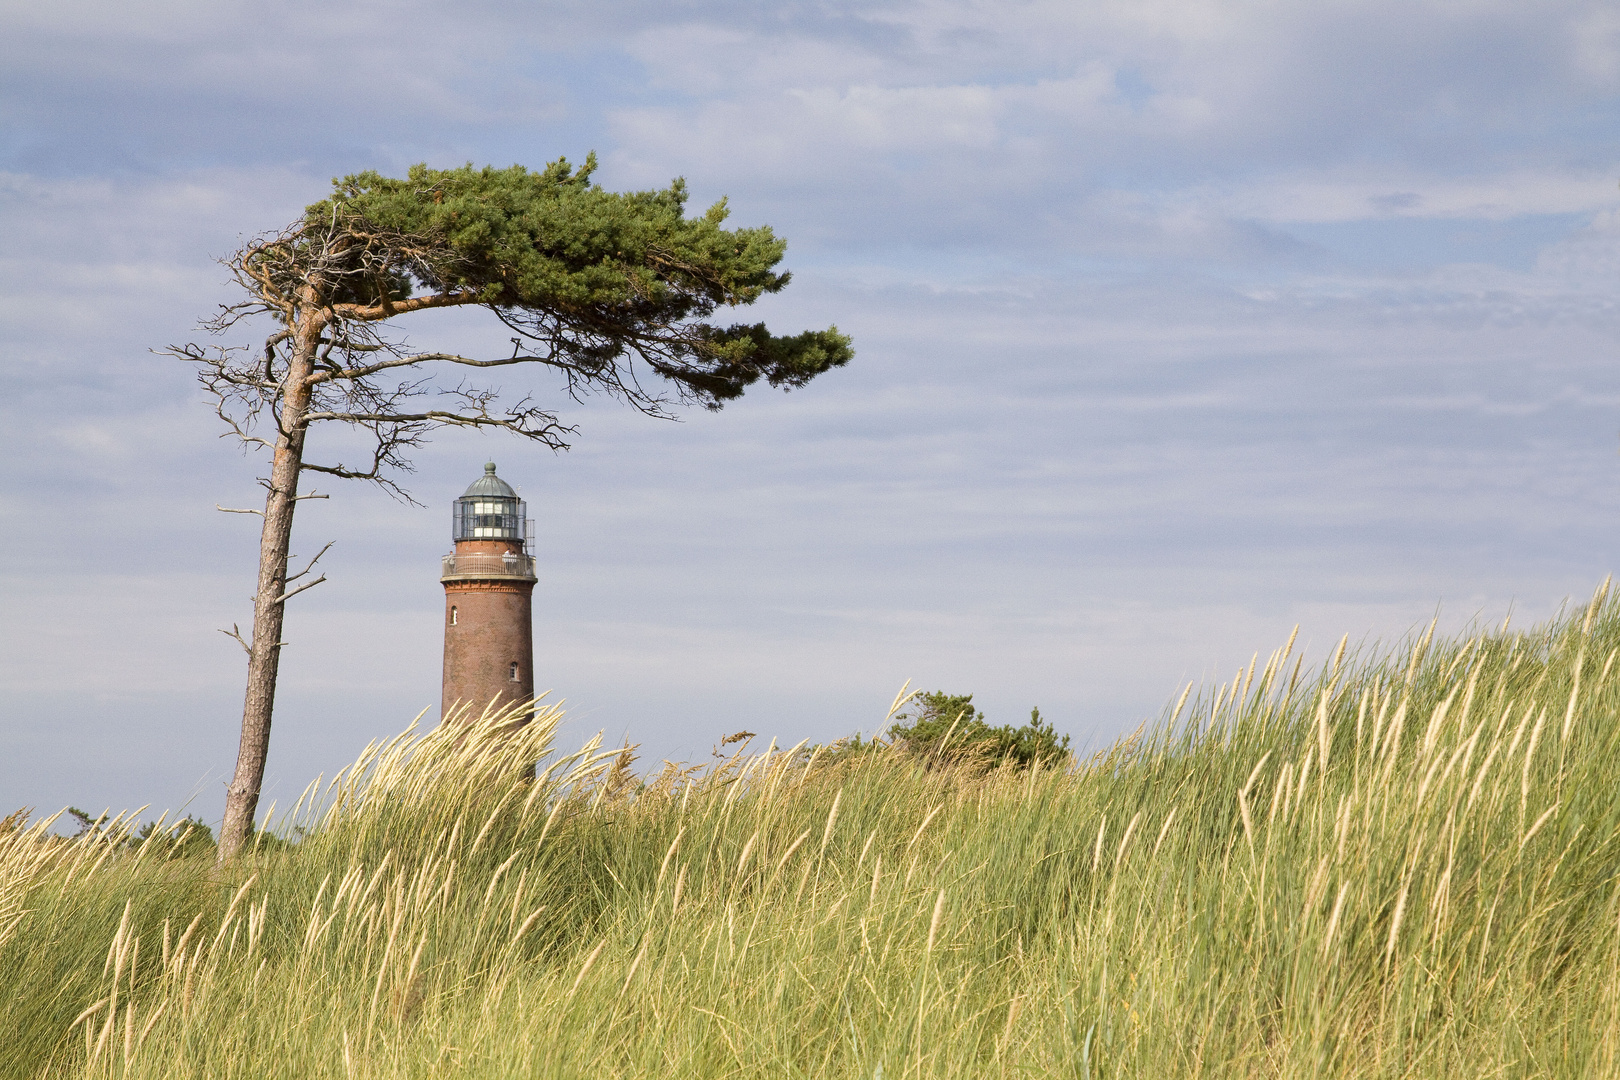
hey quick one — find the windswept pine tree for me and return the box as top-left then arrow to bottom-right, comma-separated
169,158 -> 853,859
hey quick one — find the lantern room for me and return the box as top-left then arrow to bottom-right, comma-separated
452,462 -> 531,547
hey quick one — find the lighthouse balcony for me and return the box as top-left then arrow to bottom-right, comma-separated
440,552 -> 537,582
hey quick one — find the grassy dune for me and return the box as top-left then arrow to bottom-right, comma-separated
5,587 -> 1620,1078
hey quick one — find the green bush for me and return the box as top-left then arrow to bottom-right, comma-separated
64,807 -> 217,860
888,691 -> 1072,768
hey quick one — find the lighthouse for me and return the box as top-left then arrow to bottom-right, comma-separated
441,462 -> 536,724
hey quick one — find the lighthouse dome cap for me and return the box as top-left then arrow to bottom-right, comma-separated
460,462 -> 518,499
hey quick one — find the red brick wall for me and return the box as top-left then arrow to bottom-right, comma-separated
442,538 -> 535,724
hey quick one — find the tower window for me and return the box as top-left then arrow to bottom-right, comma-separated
450,606 -> 457,625
509,662 -> 519,681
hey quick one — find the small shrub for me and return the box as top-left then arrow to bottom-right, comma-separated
63,808 -> 217,859
888,691 -> 1071,769
132,816 -> 217,860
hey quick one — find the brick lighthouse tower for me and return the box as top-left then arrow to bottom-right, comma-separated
441,462 -> 536,723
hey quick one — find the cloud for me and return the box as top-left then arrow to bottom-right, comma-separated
1533,207 -> 1620,279
599,0 -> 1620,264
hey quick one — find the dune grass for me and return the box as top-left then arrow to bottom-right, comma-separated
5,585 -> 1620,1078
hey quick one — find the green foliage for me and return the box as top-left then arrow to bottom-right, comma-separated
246,822 -> 304,856
299,158 -> 853,408
889,691 -> 1072,768
131,816 -> 216,860
64,808 -> 216,859
62,806 -> 105,838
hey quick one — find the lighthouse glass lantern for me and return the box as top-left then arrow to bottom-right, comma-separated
452,462 -> 529,547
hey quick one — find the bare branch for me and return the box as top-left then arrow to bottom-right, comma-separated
216,505 -> 263,516
301,456 -> 394,475
303,407 -> 552,428
316,337 -> 382,352
273,575 -> 327,605
303,349 -> 560,386
264,329 -> 290,381
219,624 -> 251,655
285,541 -> 335,584
329,289 -> 483,322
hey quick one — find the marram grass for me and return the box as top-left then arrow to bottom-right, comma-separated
6,588 -> 1620,1078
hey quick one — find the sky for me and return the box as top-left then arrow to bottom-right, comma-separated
3,0 -> 1619,825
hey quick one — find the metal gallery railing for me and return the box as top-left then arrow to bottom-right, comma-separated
440,552 -> 537,581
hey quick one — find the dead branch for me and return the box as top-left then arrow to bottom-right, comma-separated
285,541 -> 335,584
272,576 -> 326,605
219,624 -> 251,655
327,289 -> 482,321
303,349 -> 560,385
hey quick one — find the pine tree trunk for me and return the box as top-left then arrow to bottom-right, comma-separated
218,308 -> 321,861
